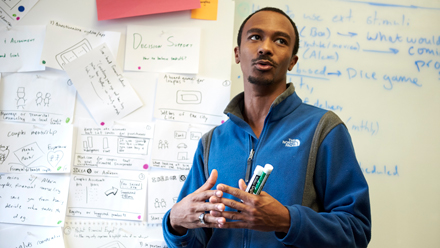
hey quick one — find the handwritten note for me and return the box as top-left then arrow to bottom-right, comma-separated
148,170 -> 187,223
0,122 -> 73,173
151,120 -> 213,170
0,70 -> 77,125
67,168 -> 147,221
40,20 -> 121,70
74,123 -> 155,170
96,0 -> 200,21
64,44 -> 143,125
191,0 -> 218,20
154,73 -> 230,125
63,220 -> 166,248
125,25 -> 201,74
0,0 -> 39,27
0,225 -> 64,248
0,25 -> 45,72
0,173 -> 70,226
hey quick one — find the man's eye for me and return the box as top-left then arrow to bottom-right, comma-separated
250,35 -> 260,40
276,39 -> 287,44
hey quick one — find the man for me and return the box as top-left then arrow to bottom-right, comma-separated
163,7 -> 371,248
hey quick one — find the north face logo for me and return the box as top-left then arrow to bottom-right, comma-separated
283,138 -> 300,147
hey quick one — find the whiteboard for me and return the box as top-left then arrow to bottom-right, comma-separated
230,1 -> 440,247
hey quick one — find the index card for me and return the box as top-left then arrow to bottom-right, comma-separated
40,20 -> 121,70
125,25 -> 201,74
64,44 -> 143,125
0,122 -> 73,173
0,173 -> 70,226
0,25 -> 46,72
0,0 -> 39,27
0,225 -> 64,248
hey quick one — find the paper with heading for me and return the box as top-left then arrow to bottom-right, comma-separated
0,122 -> 73,173
63,220 -> 166,248
148,170 -> 187,223
151,120 -> 213,170
154,73 -> 230,125
191,0 -> 218,20
40,20 -> 121,70
74,123 -> 155,170
0,225 -> 64,248
0,173 -> 70,226
0,25 -> 46,72
64,44 -> 143,125
0,71 -> 77,125
96,0 -> 200,21
0,0 -> 39,27
67,167 -> 147,221
125,26 -> 201,74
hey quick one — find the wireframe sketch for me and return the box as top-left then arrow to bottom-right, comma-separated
97,241 -> 126,248
83,137 -> 94,149
177,143 -> 187,149
2,0 -> 21,9
35,92 -> 43,106
177,152 -> 188,160
47,150 -> 64,168
16,87 -> 26,109
55,39 -> 93,69
0,146 -> 10,164
176,90 -> 202,104
43,93 -> 51,107
13,142 -> 44,167
174,131 -> 187,139
190,132 -> 202,140
105,187 -> 118,196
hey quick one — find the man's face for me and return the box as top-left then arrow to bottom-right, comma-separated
235,11 -> 298,86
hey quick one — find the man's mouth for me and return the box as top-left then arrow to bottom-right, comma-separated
253,60 -> 274,71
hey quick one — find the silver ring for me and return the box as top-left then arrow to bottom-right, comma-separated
198,213 -> 206,225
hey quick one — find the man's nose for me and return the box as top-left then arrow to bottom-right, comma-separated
258,39 -> 274,55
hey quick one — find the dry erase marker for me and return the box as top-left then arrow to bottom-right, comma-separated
253,164 -> 273,195
245,165 -> 264,194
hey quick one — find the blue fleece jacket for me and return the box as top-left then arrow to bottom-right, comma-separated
163,83 -> 371,248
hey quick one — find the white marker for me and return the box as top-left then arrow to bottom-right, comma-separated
245,165 -> 264,194
253,164 -> 273,195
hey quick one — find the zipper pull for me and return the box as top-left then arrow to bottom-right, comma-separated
245,149 -> 254,183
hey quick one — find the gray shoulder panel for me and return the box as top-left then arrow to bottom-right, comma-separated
301,111 -> 344,211
201,127 -> 216,181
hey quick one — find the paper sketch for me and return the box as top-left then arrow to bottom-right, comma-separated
154,73 -> 231,125
0,71 -> 77,125
0,122 -> 73,173
151,120 -> 213,170
0,0 -> 39,27
0,225 -> 64,248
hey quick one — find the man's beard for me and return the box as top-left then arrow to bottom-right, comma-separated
248,75 -> 274,86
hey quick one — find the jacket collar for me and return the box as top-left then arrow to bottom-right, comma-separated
224,83 -> 302,126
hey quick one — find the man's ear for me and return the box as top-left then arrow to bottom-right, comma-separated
234,46 -> 240,64
288,55 -> 298,71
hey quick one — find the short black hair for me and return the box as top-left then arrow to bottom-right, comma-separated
237,7 -> 299,57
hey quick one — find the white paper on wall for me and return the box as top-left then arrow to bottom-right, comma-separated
0,173 -> 70,226
151,120 -> 213,170
0,0 -> 39,27
40,20 -> 121,70
64,44 -> 143,125
125,25 -> 201,74
74,122 -> 155,170
147,170 -> 187,223
67,167 -> 147,221
154,73 -> 230,125
0,70 -> 76,125
0,224 -> 64,248
0,25 -> 46,72
0,122 -> 73,173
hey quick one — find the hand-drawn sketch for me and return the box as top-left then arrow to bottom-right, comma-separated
0,146 -> 10,164
55,39 -> 93,69
43,93 -> 51,107
174,131 -> 186,139
158,140 -> 169,149
105,187 -> 118,196
35,92 -> 43,106
47,150 -> 64,168
190,132 -> 202,140
177,152 -> 188,160
177,143 -> 187,149
13,142 -> 44,167
179,175 -> 187,182
16,87 -> 26,109
176,90 -> 202,104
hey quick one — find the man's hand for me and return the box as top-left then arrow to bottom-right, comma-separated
209,179 -> 291,233
169,169 -> 226,235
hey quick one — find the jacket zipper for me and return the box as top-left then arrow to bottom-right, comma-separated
245,148 -> 254,183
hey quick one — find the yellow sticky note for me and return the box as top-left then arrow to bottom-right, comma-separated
191,0 -> 218,20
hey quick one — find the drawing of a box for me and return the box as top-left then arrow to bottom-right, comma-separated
55,39 -> 93,68
176,90 -> 202,104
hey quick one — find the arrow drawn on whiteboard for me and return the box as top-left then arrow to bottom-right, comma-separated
337,32 -> 357,37
105,187 -> 118,196
363,48 -> 399,54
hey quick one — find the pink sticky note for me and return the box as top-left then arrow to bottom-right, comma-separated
96,0 -> 201,21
